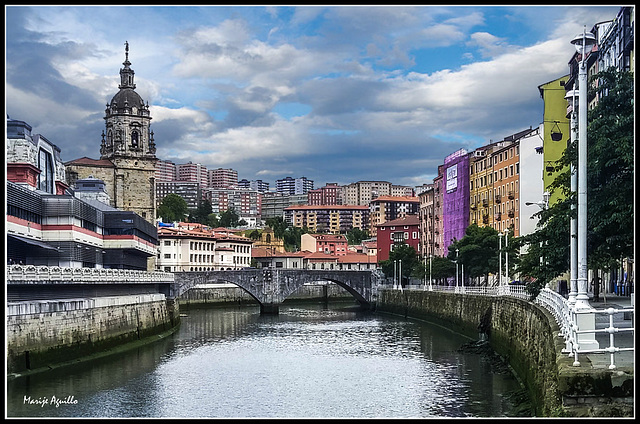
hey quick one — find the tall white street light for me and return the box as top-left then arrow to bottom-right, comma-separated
570,27 -> 599,358
504,228 -> 509,285
393,260 -> 397,289
565,89 -> 579,306
455,248 -> 459,290
571,27 -> 596,310
429,254 -> 433,291
498,232 -> 503,286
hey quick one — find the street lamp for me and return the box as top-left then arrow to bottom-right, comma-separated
571,27 -> 596,310
455,248 -> 459,290
565,89 -> 578,306
498,232 -> 503,286
569,27 -> 599,360
504,228 -> 509,286
429,254 -> 433,291
525,191 -> 550,209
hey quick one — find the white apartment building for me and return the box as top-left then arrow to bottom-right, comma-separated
157,223 -> 253,272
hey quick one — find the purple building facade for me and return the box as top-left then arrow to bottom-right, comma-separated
442,149 -> 470,257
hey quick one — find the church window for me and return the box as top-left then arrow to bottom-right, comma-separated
131,130 -> 139,148
107,130 -> 113,147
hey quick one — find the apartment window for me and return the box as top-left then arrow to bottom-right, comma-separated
164,240 -> 171,246
164,254 -> 171,259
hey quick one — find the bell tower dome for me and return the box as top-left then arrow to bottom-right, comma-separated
101,41 -> 156,160
99,41 -> 157,226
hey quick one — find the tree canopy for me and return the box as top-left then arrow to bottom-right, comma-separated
379,243 -> 420,285
517,69 -> 634,295
157,194 -> 189,223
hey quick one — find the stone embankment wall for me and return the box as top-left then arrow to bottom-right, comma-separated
179,283 -> 352,307
7,294 -> 180,375
376,289 -> 633,417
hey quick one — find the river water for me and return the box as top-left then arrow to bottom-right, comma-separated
7,302 -> 531,418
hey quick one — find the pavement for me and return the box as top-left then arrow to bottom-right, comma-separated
582,293 -> 635,370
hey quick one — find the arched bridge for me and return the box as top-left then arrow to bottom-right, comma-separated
173,269 -> 385,313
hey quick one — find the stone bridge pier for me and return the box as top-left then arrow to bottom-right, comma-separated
173,269 -> 384,314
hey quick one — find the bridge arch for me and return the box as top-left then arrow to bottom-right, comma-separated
174,269 -> 382,314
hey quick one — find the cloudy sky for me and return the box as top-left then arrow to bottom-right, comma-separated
5,5 -> 622,188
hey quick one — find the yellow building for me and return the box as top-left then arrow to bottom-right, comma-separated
538,75 -> 570,206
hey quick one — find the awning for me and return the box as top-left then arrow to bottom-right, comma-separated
7,234 -> 59,251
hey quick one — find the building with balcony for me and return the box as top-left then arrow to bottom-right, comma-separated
538,75 -> 571,206
156,181 -> 201,209
238,179 -> 270,193
156,222 -> 252,272
307,183 -> 342,205
375,215 -> 420,262
442,149 -> 470,256
301,234 -> 348,256
202,187 -> 261,225
208,168 -> 238,189
155,159 -> 177,182
177,162 -> 208,189
418,184 -> 435,259
491,137 -> 521,235
369,195 -> 419,237
275,176 -> 314,195
284,205 -> 369,234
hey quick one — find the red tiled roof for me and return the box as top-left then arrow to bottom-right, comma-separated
65,157 -> 115,167
371,196 -> 419,203
377,214 -> 420,227
337,253 -> 377,264
284,204 -> 369,211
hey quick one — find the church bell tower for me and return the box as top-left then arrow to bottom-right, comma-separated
101,41 -> 157,223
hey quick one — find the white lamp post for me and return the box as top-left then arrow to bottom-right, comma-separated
504,228 -> 509,285
429,254 -> 433,291
498,232 -> 503,286
570,27 -> 599,358
455,248 -> 459,291
565,89 -> 579,306
571,27 -> 596,310
393,260 -> 397,289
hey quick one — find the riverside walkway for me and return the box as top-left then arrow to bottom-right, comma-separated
586,294 -> 634,370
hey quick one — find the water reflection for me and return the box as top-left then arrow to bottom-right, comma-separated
7,302 -> 530,418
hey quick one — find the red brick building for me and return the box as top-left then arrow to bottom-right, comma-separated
375,215 -> 420,262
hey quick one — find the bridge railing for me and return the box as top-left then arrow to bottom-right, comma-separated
381,283 -> 634,369
7,265 -> 175,284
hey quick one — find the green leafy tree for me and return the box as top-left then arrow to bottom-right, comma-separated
157,194 -> 189,223
188,200 -> 213,224
282,225 -> 309,251
518,69 -> 634,297
379,243 -> 420,286
247,229 -> 261,241
447,224 -> 508,285
218,208 -> 247,228
346,227 -> 369,245
265,217 -> 288,239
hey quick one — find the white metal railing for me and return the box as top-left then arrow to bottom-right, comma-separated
381,283 -> 634,369
7,265 -> 175,283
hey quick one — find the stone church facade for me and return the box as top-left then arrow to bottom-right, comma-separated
66,42 -> 157,225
